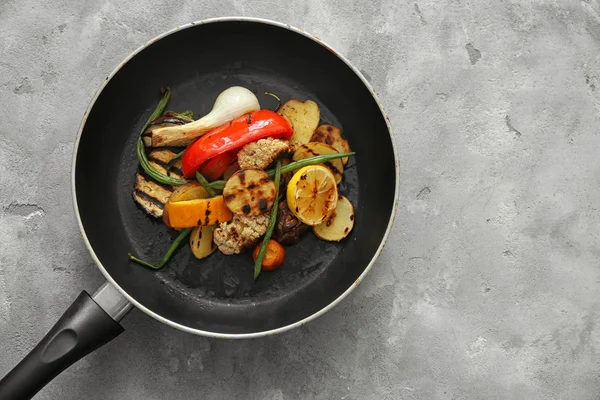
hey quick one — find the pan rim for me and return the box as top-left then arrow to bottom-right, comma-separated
71,16 -> 400,339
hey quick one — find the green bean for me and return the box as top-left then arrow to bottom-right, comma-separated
136,88 -> 189,186
165,150 -> 184,176
206,152 -> 355,191
254,161 -> 282,280
128,228 -> 193,270
195,171 -> 218,197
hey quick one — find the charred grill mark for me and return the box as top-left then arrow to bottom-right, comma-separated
324,161 -> 340,175
247,114 -> 252,124
224,193 -> 236,201
238,170 -> 246,185
300,175 -> 307,180
205,209 -> 211,216
326,126 -> 333,132
260,176 -> 271,184
350,214 -> 354,221
134,189 -> 165,209
258,199 -> 268,211
326,219 -> 333,227
242,204 -> 251,214
248,183 -> 257,189
138,170 -> 174,192
147,156 -> 184,176
344,227 -> 349,233
204,215 -> 210,225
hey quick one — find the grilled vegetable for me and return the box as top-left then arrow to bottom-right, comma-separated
136,89 -> 190,186
133,148 -> 185,217
311,124 -> 351,165
128,228 -> 193,270
190,225 -> 217,259
149,86 -> 260,147
162,182 -> 210,227
313,195 -> 354,241
195,171 -> 218,197
213,213 -> 270,255
293,142 -> 344,184
168,182 -> 209,201
277,99 -> 320,146
199,150 -> 239,181
223,169 -> 276,216
272,201 -> 310,245
164,195 -> 232,229
252,239 -> 285,271
206,152 -> 355,191
223,161 -> 240,180
181,109 -> 293,177
286,165 -> 338,226
254,161 -> 282,279
142,111 -> 194,147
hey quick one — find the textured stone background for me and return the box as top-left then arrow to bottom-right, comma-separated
2,0 -> 600,399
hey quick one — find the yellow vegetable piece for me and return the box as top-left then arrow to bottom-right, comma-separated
293,142 -> 344,184
277,99 -> 320,146
165,195 -> 233,229
313,195 -> 354,241
190,225 -> 217,259
162,182 -> 210,228
287,165 -> 338,226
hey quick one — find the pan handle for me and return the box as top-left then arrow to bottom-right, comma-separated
0,282 -> 132,400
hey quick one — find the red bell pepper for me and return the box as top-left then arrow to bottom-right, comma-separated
181,109 -> 293,178
198,150 -> 239,181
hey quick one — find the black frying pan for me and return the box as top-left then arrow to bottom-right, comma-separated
0,17 -> 398,400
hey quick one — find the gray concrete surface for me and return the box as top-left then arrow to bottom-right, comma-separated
2,0 -> 600,399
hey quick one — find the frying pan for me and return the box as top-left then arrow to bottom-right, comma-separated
0,17 -> 399,400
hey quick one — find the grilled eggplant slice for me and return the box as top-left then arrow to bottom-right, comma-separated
132,148 -> 184,217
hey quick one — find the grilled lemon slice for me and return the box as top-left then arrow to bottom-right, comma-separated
287,165 -> 338,226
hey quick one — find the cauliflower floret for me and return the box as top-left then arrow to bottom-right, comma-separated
213,213 -> 271,255
237,138 -> 290,170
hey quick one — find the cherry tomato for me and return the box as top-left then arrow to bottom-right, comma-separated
253,240 -> 285,271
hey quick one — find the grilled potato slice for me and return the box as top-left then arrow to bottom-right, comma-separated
311,124 -> 351,165
277,100 -> 320,146
223,169 -> 276,216
190,225 -> 217,259
313,196 -> 354,241
293,142 -> 344,184
162,182 -> 210,227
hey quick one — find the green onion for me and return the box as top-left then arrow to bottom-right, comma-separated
195,171 -> 218,197
254,161 -> 282,280
165,150 -> 184,176
136,88 -> 189,186
170,110 -> 195,121
128,228 -> 193,270
206,152 -> 355,191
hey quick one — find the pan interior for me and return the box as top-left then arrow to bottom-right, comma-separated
75,21 -> 396,334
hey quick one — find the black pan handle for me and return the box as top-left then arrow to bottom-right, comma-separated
0,282 -> 132,400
